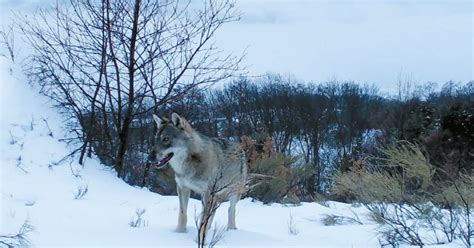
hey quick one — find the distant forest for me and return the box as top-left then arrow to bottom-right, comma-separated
96,74 -> 472,203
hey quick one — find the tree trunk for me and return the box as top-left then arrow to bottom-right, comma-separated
115,0 -> 141,178
307,129 -> 320,197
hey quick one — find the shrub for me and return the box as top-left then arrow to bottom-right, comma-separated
333,141 -> 473,247
129,208 -> 147,228
242,135 -> 310,204
322,212 -> 362,226
73,184 -> 88,200
248,154 -> 289,203
333,168 -> 403,203
0,220 -> 34,247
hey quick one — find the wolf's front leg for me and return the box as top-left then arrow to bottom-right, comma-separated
176,186 -> 190,233
227,193 -> 240,230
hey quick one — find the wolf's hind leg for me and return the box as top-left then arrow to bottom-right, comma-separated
227,193 -> 240,230
176,186 -> 190,233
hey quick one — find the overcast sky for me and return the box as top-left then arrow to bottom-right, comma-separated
1,0 -> 472,92
214,0 -> 473,92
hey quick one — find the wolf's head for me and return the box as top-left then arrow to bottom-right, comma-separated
148,113 -> 193,170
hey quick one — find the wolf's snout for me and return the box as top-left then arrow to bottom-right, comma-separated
151,152 -> 173,169
147,149 -> 173,169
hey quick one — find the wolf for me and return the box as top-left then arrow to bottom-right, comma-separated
148,113 -> 247,233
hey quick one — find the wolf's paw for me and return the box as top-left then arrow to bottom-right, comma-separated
175,226 -> 187,233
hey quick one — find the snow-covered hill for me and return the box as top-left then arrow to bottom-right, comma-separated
0,57 -> 377,248
1,57 -> 462,248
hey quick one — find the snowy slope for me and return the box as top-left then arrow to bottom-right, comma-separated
1,57 -> 462,248
0,57 -> 379,248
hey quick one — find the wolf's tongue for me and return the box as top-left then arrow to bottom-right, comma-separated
156,153 -> 174,169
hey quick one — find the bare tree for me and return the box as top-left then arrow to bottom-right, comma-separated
0,220 -> 34,248
18,0 -> 242,177
0,24 -> 17,64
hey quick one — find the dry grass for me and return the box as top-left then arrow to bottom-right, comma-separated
129,208 -> 148,228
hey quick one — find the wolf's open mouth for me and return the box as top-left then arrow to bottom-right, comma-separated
155,153 -> 174,169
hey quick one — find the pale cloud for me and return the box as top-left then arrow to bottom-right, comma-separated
215,0 -> 473,92
1,0 -> 472,92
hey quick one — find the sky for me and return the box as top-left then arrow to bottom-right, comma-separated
1,0 -> 473,92
214,0 -> 473,92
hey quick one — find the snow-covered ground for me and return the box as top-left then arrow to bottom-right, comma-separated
0,56 -> 375,248
2,58 -> 465,248
0,0 -> 471,246
0,57 -> 383,247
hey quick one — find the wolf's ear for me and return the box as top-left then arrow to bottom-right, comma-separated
153,114 -> 163,128
171,112 -> 192,133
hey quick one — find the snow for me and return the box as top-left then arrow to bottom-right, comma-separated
0,1 -> 468,244
0,57 -> 382,247
1,55 -> 466,247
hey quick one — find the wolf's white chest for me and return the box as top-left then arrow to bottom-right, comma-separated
175,176 -> 207,194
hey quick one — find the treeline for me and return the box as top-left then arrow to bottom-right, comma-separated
107,74 -> 472,202
18,0 -> 472,203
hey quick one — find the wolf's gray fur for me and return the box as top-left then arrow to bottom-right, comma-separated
149,113 -> 247,232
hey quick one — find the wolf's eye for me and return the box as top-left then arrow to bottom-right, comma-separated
162,137 -> 170,142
